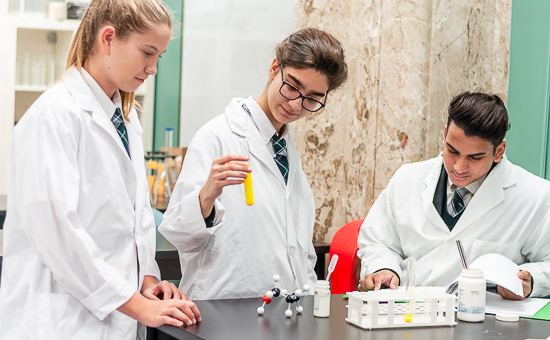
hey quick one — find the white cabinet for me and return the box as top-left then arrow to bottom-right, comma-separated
0,15 -> 154,195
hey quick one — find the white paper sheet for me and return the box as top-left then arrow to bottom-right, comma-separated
485,292 -> 550,317
394,287 -> 549,317
445,253 -> 524,297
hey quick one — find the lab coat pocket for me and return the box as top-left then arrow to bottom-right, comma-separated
470,239 -> 523,264
37,292 -> 106,339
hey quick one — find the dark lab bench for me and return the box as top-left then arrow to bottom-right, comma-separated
149,294 -> 550,340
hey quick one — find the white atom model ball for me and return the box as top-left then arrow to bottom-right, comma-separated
285,309 -> 293,317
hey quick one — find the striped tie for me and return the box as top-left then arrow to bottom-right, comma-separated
447,187 -> 469,217
111,108 -> 130,158
271,133 -> 289,184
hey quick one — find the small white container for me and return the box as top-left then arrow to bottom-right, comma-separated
457,268 -> 486,322
313,280 -> 330,317
49,2 -> 66,21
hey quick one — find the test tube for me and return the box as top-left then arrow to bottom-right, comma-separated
164,128 -> 173,155
404,258 -> 416,323
240,140 -> 254,206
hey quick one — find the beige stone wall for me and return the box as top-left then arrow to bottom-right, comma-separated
291,0 -> 512,242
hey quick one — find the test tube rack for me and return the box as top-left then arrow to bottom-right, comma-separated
346,290 -> 457,330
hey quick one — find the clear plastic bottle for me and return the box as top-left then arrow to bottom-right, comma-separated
22,52 -> 31,85
313,280 -> 330,317
457,268 -> 486,322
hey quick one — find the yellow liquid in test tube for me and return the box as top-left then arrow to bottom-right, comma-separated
240,140 -> 254,206
244,165 -> 254,205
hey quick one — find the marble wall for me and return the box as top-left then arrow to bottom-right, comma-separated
291,0 -> 512,242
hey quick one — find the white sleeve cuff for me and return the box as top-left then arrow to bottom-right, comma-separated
80,275 -> 136,321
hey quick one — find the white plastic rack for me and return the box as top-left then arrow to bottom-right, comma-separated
346,290 -> 457,330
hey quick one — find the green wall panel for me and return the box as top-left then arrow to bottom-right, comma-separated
507,0 -> 550,178
153,0 -> 183,151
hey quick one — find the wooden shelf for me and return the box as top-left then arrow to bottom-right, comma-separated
4,15 -> 80,31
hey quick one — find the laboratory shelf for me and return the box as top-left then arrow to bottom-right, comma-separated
4,15 -> 80,31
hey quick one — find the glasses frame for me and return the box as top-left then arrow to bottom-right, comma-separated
278,65 -> 327,113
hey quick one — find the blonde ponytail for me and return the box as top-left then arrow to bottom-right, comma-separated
67,0 -> 172,120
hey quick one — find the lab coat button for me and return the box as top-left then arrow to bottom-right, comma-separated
289,247 -> 295,255
128,175 -> 136,183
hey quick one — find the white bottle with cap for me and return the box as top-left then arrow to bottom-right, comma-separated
457,268 -> 486,322
313,280 -> 331,317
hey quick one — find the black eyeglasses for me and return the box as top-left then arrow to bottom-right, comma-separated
278,65 -> 327,113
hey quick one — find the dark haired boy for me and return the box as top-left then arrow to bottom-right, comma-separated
357,92 -> 550,300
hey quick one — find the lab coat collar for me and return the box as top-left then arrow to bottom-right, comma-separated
422,154 -> 516,235
422,156 -> 450,233
62,67 -> 95,113
63,67 -> 136,163
451,154 -> 515,236
80,67 -> 122,122
224,97 -> 288,189
243,97 -> 277,144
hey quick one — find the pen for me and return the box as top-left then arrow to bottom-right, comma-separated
456,240 -> 468,269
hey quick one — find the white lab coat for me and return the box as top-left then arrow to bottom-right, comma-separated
159,97 -> 317,300
0,68 -> 160,339
358,155 -> 550,297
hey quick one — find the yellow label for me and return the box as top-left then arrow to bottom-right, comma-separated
244,172 -> 254,205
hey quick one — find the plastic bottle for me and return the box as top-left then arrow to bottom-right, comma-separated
313,280 -> 330,317
22,52 -> 31,85
457,268 -> 486,322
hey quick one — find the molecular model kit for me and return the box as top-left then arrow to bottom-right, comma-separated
346,290 -> 457,330
256,275 -> 310,318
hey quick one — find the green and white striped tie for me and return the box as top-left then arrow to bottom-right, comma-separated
111,108 -> 130,158
447,187 -> 469,217
271,133 -> 289,184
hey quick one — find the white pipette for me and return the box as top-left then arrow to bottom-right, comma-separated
325,254 -> 339,282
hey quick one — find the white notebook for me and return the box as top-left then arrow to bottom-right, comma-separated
445,253 -> 524,297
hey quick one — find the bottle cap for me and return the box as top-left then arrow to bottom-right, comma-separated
495,313 -> 519,322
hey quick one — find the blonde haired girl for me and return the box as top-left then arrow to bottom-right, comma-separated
0,0 -> 200,338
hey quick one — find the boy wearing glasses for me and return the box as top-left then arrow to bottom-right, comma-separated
159,28 -> 348,300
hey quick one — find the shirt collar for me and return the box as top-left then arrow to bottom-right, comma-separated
243,96 -> 289,144
447,172 -> 487,195
81,67 -> 122,120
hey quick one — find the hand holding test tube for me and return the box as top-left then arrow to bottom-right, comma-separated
240,140 -> 254,206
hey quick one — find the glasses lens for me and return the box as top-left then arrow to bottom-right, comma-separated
280,83 -> 300,100
303,98 -> 323,112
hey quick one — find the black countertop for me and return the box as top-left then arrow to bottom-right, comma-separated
151,294 -> 550,340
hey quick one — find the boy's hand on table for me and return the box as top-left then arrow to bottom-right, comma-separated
358,270 -> 399,291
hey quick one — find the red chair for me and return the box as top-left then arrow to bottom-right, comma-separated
329,219 -> 364,294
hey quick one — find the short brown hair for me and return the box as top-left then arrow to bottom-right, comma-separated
447,92 -> 510,148
275,28 -> 348,92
